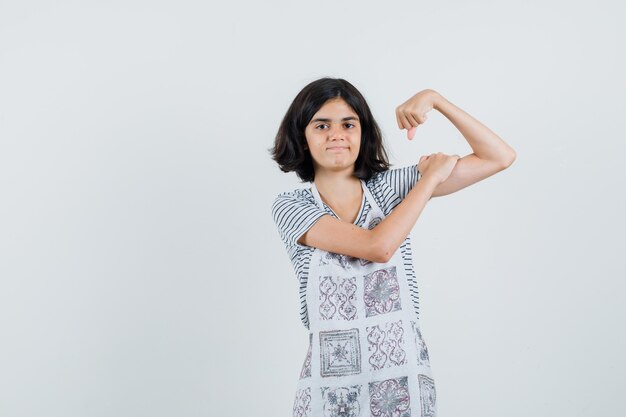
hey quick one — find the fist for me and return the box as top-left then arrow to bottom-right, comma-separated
395,89 -> 440,140
417,152 -> 460,184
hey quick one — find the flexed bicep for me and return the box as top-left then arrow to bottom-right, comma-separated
430,153 -> 508,197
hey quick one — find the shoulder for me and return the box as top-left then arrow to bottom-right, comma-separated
274,186 -> 315,201
271,186 -> 328,248
365,164 -> 419,193
365,164 -> 421,214
367,164 -> 420,186
271,187 -> 317,216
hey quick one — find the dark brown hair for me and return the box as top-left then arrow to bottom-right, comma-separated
268,77 -> 390,183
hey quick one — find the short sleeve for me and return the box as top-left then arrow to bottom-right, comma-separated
367,164 -> 421,216
379,164 -> 421,201
271,191 -> 328,249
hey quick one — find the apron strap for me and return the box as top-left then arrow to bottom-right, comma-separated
310,179 -> 385,217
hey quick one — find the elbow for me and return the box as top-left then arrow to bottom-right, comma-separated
501,149 -> 517,168
369,231 -> 390,263
374,240 -> 393,264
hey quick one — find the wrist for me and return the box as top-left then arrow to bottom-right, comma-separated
420,172 -> 442,188
431,90 -> 446,111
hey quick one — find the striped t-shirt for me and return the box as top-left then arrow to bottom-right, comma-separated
271,164 -> 422,330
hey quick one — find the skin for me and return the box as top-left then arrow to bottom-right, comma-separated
304,97 -> 364,224
298,91 -> 516,263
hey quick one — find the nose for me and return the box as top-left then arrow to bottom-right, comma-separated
327,124 -> 345,141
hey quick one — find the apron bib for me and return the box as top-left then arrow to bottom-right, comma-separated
292,179 -> 437,417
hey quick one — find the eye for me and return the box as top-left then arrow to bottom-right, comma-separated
315,124 -> 328,129
345,123 -> 355,128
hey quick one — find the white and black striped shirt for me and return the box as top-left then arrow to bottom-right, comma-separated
271,164 -> 422,330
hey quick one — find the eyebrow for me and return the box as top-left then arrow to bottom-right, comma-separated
309,116 -> 359,124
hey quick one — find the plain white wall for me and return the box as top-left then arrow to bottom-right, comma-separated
1,1 -> 624,416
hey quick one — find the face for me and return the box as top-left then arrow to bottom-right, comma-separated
304,97 -> 362,175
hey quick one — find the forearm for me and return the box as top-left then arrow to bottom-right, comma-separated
372,173 -> 440,262
433,92 -> 516,164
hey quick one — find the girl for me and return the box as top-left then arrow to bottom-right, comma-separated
269,77 -> 515,417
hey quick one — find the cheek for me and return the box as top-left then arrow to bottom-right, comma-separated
305,129 -> 320,140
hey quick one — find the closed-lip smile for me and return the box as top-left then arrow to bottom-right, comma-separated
327,146 -> 348,150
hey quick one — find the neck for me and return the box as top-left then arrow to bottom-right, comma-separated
313,168 -> 362,203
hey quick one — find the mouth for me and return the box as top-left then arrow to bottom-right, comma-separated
327,146 -> 348,151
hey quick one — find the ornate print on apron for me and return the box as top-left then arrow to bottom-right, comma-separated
292,179 -> 437,417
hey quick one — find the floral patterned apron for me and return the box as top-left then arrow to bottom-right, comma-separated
292,179 -> 437,417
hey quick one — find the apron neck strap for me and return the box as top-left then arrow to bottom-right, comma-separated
310,179 -> 384,216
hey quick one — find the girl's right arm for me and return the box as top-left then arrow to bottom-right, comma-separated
297,170 -> 442,263
371,173 -> 441,262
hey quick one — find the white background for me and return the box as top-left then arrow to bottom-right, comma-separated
1,1 -> 624,416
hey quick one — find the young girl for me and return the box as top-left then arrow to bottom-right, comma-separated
269,77 -> 515,417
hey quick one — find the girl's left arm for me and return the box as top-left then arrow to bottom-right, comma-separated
397,89 -> 517,198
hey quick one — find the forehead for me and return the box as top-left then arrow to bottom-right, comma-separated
311,98 -> 359,118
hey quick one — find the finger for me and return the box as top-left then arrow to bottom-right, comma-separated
400,112 -> 417,130
407,126 -> 417,140
398,112 -> 412,130
406,112 -> 421,127
395,108 -> 403,130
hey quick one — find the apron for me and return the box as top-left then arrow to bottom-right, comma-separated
292,179 -> 437,417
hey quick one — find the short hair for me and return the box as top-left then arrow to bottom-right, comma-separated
269,77 -> 390,183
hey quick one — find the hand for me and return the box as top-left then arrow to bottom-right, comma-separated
417,152 -> 460,184
395,89 -> 440,140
